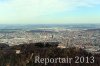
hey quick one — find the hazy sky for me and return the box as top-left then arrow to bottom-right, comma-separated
0,0 -> 100,24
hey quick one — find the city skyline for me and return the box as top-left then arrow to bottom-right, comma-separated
0,0 -> 100,24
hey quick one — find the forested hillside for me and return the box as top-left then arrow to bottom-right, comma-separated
0,43 -> 100,66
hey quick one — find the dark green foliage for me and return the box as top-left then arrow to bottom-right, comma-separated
0,43 -> 9,50
0,43 -> 99,66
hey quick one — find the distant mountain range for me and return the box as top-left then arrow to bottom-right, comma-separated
0,24 -> 100,30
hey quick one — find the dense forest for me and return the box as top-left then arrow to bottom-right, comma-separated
0,43 -> 100,66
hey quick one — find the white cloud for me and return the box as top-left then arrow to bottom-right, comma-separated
0,0 -> 100,23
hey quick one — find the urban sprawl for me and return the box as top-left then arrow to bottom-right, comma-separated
0,27 -> 100,53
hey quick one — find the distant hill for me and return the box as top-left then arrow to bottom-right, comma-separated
0,24 -> 100,30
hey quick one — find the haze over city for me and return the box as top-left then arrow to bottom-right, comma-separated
0,0 -> 100,66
